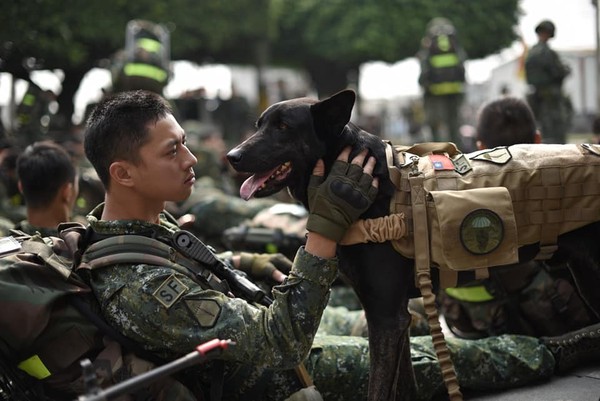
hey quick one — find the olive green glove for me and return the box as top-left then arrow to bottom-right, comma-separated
306,159 -> 378,242
239,252 -> 293,280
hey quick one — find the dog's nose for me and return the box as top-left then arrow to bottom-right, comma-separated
226,148 -> 242,166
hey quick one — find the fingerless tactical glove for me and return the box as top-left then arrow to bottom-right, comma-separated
306,159 -> 378,242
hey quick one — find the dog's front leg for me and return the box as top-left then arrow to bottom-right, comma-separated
340,244 -> 417,401
367,317 -> 415,401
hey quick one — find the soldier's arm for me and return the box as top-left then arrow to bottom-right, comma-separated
93,249 -> 337,369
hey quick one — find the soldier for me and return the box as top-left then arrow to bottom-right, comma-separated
14,140 -> 79,236
475,97 -> 542,149
82,89 -> 379,400
525,20 -> 572,143
417,17 -> 467,145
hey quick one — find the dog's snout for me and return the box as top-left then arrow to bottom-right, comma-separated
226,148 -> 242,166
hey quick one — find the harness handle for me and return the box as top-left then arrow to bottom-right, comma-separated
404,142 -> 461,157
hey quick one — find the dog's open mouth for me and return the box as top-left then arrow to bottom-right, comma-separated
239,161 -> 292,200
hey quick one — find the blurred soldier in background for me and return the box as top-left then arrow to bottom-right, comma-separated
213,84 -> 254,150
14,141 -> 79,236
417,17 -> 467,146
0,145 -> 25,224
14,82 -> 56,149
111,20 -> 171,95
525,20 -> 572,144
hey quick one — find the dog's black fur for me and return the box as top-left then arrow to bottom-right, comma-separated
227,89 -> 600,400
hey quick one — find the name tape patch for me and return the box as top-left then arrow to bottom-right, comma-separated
470,147 -> 512,164
153,274 -> 189,309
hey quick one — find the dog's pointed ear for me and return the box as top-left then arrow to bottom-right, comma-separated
310,89 -> 356,139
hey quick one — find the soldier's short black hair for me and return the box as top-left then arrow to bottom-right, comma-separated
16,141 -> 77,209
84,90 -> 172,189
476,97 -> 537,148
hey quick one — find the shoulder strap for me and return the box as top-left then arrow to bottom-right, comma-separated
79,234 -> 230,295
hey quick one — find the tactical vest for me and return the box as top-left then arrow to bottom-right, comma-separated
0,225 -> 124,399
0,225 -> 224,400
341,141 -> 600,401
423,34 -> 465,96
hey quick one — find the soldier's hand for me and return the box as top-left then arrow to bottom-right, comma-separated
238,252 -> 292,283
306,147 -> 379,242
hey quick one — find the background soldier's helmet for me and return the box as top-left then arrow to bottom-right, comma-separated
535,20 -> 556,38
426,17 -> 456,37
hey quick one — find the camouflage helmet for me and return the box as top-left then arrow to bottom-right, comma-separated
426,17 -> 456,36
535,20 -> 555,38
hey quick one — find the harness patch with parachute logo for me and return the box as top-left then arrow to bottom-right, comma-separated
470,147 -> 512,164
184,299 -> 221,328
152,274 -> 189,308
460,209 -> 504,255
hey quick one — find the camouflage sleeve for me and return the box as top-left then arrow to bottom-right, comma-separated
537,46 -> 570,84
542,48 -> 570,83
93,246 -> 337,370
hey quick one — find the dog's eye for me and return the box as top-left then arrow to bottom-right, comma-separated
278,122 -> 288,130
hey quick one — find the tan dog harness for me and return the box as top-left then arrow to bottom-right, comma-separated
342,141 -> 600,287
340,141 -> 600,401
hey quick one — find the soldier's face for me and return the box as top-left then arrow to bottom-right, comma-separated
131,114 -> 197,204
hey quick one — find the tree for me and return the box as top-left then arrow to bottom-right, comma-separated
0,0 -> 520,129
0,0 -> 270,129
272,0 -> 521,97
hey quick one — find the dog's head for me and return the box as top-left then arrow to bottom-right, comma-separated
227,89 -> 358,206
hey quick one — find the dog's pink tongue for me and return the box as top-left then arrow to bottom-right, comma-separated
240,173 -> 270,200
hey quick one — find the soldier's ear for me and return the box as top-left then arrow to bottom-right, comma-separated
60,182 -> 76,204
109,161 -> 134,188
534,130 -> 542,144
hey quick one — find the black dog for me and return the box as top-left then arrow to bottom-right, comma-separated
227,89 -> 600,400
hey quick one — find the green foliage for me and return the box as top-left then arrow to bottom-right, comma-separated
1,0 -> 520,72
274,0 -> 520,65
0,0 -> 520,122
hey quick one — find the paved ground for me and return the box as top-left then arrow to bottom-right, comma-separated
466,366 -> 600,401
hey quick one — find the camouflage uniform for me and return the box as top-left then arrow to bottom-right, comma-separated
84,203 -> 337,400
525,40 -> 571,143
301,333 -> 553,401
315,305 -> 553,400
